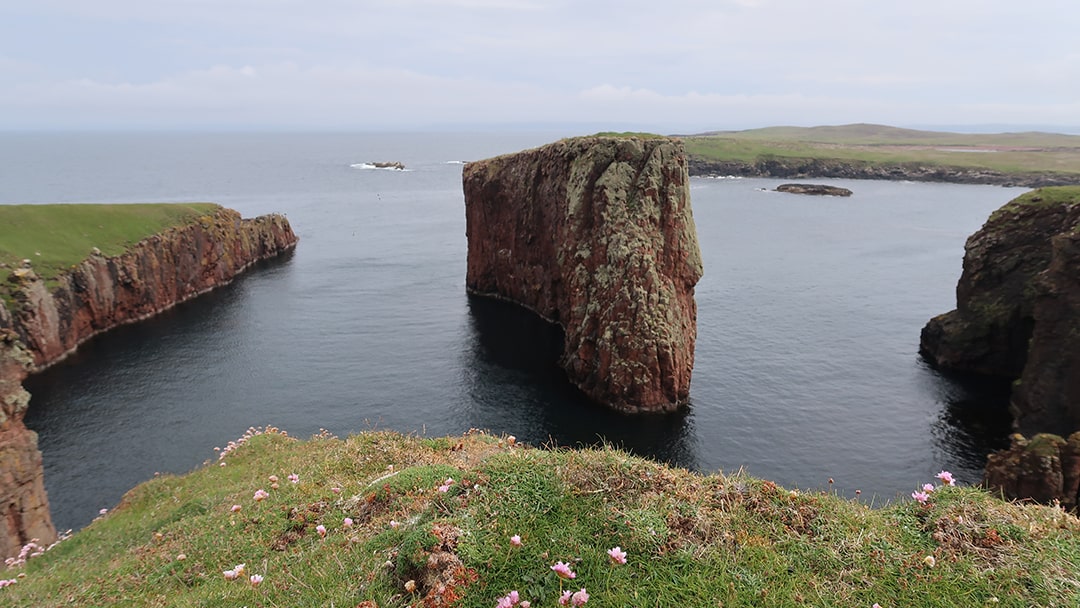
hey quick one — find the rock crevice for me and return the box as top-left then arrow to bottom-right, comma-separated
464,136 -> 703,412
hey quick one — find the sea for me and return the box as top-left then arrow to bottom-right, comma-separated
0,132 -> 1022,533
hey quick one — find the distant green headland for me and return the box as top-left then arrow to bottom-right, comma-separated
680,123 -> 1080,186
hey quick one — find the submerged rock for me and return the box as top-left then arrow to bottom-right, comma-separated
463,136 -> 703,412
775,183 -> 853,196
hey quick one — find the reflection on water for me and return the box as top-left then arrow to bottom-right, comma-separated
460,295 -> 698,469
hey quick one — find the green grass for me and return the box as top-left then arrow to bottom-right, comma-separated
3,428 -> 1078,607
683,123 -> 1080,177
0,203 -> 221,285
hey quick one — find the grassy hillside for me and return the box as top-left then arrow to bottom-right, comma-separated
683,123 -> 1080,177
0,203 -> 221,286
3,428 -> 1077,607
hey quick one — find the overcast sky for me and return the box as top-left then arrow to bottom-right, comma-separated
2,0 -> 1078,132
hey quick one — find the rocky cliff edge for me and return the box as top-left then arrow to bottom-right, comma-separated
919,186 -> 1080,505
1,207 -> 298,370
0,205 -> 296,558
463,136 -> 703,412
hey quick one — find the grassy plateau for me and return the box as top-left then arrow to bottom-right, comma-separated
681,123 -> 1080,179
0,203 -> 220,285
3,428 -> 1077,607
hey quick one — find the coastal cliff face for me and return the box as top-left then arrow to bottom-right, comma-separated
0,332 -> 56,558
1,208 -> 298,370
0,206 -> 296,559
919,187 -> 1080,505
463,136 -> 703,412
687,157 -> 1075,188
919,190 -> 1080,381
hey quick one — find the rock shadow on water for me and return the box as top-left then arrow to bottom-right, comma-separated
461,294 -> 698,470
924,363 -> 1013,478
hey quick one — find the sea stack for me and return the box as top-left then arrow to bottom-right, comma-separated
463,136 -> 703,412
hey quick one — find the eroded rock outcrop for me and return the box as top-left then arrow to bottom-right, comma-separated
463,136 -> 703,412
1,207 -> 298,370
922,187 -> 1080,506
984,432 -> 1080,510
0,332 -> 56,558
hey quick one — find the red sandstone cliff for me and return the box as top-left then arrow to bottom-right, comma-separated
2,207 -> 297,370
0,206 -> 296,559
463,136 -> 703,412
0,332 -> 56,559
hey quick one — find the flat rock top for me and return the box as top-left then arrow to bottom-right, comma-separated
776,183 -> 853,196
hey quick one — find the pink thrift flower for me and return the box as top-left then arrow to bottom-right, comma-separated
936,470 -> 956,486
331,487 -> 342,494
873,604 -> 883,608
559,590 -> 572,606
316,524 -> 327,537
911,491 -> 930,504
510,534 -> 523,547
607,546 -> 627,564
343,517 -> 354,528
520,602 -> 530,608
230,504 -> 242,513
551,561 -> 576,579
99,508 -> 108,515
253,489 -> 269,502
223,569 -> 238,580
249,573 -> 263,586
922,483 -> 935,493
234,563 -> 246,575
571,588 -> 589,606
437,484 -> 451,493
288,473 -> 299,484
390,520 -> 401,529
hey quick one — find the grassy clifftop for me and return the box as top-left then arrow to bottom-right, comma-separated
0,203 -> 221,285
3,428 -> 1078,607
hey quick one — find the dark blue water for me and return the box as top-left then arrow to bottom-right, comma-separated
0,133 -> 1020,532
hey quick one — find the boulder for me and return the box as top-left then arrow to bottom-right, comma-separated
463,136 -> 703,412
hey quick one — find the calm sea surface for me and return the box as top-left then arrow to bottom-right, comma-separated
0,133 -> 1021,532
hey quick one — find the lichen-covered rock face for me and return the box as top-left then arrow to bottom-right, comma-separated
463,136 -> 703,412
920,187 -> 1080,435
1,208 -> 298,370
0,333 -> 56,558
